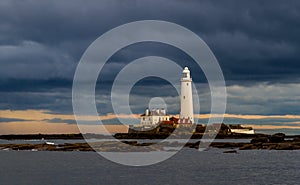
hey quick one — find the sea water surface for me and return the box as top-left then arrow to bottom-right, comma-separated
0,148 -> 299,185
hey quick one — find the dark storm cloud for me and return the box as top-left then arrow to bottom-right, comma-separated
44,118 -> 77,124
44,118 -> 137,125
0,78 -> 72,92
0,117 -> 29,122
0,91 -> 72,113
1,0 -> 299,83
1,0 -> 300,115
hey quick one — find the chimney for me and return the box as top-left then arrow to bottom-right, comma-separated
161,108 -> 166,115
151,108 -> 155,115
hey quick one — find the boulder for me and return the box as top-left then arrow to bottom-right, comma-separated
268,133 -> 285,143
293,137 -> 300,142
251,137 -> 269,144
275,143 -> 293,150
239,144 -> 256,150
223,150 -> 238,153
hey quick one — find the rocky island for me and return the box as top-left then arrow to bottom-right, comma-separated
1,131 -> 300,152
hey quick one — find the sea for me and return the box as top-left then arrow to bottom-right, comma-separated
0,147 -> 299,185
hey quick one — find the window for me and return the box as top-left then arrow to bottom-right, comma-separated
187,83 -> 189,86
183,96 -> 185,99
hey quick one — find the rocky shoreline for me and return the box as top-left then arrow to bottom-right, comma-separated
1,133 -> 300,152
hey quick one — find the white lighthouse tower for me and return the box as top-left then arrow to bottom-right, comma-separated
179,67 -> 194,124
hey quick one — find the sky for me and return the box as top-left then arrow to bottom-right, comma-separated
1,0 -> 300,134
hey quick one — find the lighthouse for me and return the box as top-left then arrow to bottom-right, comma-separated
179,67 -> 194,124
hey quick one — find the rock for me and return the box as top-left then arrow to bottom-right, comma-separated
262,143 -> 277,150
268,133 -> 285,143
275,143 -> 293,150
251,137 -> 269,144
273,133 -> 286,137
121,141 -> 138,145
187,141 -> 200,149
239,144 -> 255,150
291,145 -> 300,150
293,137 -> 300,142
223,150 -> 238,153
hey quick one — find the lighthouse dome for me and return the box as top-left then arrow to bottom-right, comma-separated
182,66 -> 191,79
183,67 -> 190,72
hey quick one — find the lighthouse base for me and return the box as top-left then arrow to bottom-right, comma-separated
178,118 -> 193,124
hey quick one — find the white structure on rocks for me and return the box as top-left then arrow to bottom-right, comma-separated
140,107 -> 169,125
179,67 -> 194,124
136,66 -> 194,126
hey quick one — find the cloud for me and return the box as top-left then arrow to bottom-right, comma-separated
2,81 -> 300,116
247,124 -> 300,130
0,117 -> 30,123
0,40 -> 76,79
0,0 -> 299,83
1,0 -> 300,129
0,109 -> 140,123
0,121 -> 128,134
226,83 -> 300,115
2,109 -> 300,125
3,108 -> 300,134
